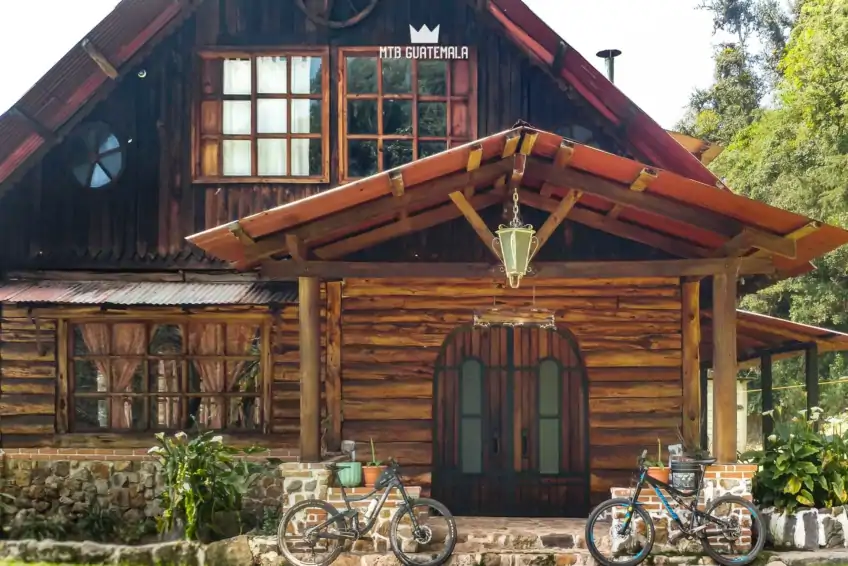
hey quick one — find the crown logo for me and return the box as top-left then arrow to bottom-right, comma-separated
409,24 -> 440,44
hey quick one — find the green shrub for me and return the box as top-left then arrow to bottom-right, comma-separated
742,407 -> 848,513
148,430 -> 274,542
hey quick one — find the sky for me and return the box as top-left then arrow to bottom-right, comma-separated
0,0 -> 724,129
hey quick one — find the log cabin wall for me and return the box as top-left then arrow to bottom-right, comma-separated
0,0 -> 631,271
0,299 -> 328,450
337,277 -> 684,504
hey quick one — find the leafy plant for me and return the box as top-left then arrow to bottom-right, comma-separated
675,425 -> 711,460
148,430 -> 274,542
74,503 -> 120,542
5,513 -> 71,541
644,438 -> 665,468
742,407 -> 848,513
257,505 -> 283,536
116,518 -> 158,545
366,437 -> 382,467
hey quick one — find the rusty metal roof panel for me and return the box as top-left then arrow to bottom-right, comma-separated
0,281 -> 297,305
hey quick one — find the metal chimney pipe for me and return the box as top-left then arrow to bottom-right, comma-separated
596,49 -> 622,83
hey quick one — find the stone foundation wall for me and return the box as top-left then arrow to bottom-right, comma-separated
610,464 -> 756,553
762,506 -> 848,550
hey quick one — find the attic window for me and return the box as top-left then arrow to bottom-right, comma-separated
68,122 -> 125,189
339,48 -> 477,181
194,48 -> 330,183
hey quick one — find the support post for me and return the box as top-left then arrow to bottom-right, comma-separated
712,270 -> 738,462
761,353 -> 773,440
681,278 -> 701,448
700,367 -> 709,451
299,276 -> 321,462
805,344 -> 819,414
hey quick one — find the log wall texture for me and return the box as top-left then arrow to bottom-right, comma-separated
337,277 -> 684,503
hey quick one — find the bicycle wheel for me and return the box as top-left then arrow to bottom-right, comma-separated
699,495 -> 765,566
389,497 -> 457,566
278,499 -> 347,566
585,497 -> 655,566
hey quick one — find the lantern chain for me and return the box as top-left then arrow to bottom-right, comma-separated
508,186 -> 524,228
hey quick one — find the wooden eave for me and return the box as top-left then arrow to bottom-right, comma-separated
186,125 -> 848,280
701,310 -> 848,367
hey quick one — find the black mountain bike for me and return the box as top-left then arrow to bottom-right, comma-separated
585,449 -> 764,566
278,458 -> 457,566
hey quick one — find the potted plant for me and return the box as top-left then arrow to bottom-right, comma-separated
362,438 -> 387,487
645,438 -> 669,484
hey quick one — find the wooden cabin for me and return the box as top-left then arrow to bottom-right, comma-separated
1,0 -> 847,519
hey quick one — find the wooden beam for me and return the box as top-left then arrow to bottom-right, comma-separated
529,157 -> 740,238
502,130 -> 521,158
761,353 -> 773,439
324,281 -> 343,452
315,191 -> 504,260
80,38 -> 119,79
227,221 -> 256,246
241,158 -> 515,264
714,227 -> 797,259
285,234 -> 307,262
518,189 -> 711,258
751,221 -> 821,258
681,278 -> 701,449
463,143 -> 484,199
261,257 -> 774,280
805,344 -> 819,414
540,141 -> 575,197
449,191 -> 498,256
9,106 -> 57,142
389,170 -> 405,197
519,130 -> 539,156
531,189 -> 582,259
607,167 -> 658,220
299,276 -> 321,462
712,266 -> 738,463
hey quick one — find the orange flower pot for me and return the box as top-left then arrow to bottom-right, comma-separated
647,467 -> 670,484
363,465 -> 387,488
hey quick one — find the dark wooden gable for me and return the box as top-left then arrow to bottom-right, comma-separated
0,0 -> 648,272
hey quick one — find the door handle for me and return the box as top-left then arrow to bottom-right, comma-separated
521,429 -> 528,458
492,433 -> 500,455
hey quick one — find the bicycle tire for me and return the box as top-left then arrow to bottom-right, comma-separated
277,498 -> 346,566
585,497 -> 655,566
699,495 -> 765,566
389,497 -> 457,566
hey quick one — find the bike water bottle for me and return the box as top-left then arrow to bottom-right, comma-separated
363,499 -> 379,522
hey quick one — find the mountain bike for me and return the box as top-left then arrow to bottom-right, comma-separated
585,449 -> 764,566
277,458 -> 457,566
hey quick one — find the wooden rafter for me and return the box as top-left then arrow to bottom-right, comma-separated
9,106 -> 57,142
463,143 -> 484,199
314,191 -> 504,260
260,257 -> 775,280
449,191 -> 498,257
494,131 -> 522,194
713,227 -> 797,259
80,38 -> 119,79
530,189 -> 582,260
285,234 -> 308,262
518,190 -> 711,258
607,167 -> 658,220
389,170 -> 405,197
540,141 -> 575,197
239,158 -> 515,265
750,221 -> 821,258
227,221 -> 256,246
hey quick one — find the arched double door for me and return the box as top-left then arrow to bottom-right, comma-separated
431,324 -> 589,517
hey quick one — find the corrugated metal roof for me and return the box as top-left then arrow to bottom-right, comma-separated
0,280 -> 297,305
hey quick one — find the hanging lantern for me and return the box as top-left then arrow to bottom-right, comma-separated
492,186 -> 538,288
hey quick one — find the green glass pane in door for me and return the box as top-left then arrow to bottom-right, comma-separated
539,417 -> 560,474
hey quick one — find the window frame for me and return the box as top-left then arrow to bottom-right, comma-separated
192,47 -> 331,184
58,315 -> 272,436
337,46 -> 478,182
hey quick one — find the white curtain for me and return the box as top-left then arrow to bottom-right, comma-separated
291,56 -> 312,176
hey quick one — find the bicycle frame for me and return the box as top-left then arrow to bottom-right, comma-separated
309,466 -> 420,540
620,466 -> 735,539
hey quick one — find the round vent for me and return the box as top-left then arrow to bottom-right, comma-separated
68,121 -> 125,189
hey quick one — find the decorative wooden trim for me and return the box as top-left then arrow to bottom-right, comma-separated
80,38 -> 119,79
56,319 -> 70,434
192,46 -> 331,184
260,257 -> 774,280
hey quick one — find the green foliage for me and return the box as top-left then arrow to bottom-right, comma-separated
366,437 -> 382,467
74,504 -> 119,543
4,514 -> 71,541
148,430 -> 273,542
257,505 -> 283,536
644,438 -> 666,468
741,407 -> 848,512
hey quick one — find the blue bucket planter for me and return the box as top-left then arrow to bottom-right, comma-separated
335,462 -> 362,487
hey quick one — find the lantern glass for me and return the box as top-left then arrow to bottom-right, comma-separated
494,226 -> 538,288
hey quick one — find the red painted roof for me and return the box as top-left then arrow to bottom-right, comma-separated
0,0 -> 718,192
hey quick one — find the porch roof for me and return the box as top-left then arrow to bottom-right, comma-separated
702,310 -> 848,367
186,125 -> 848,278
